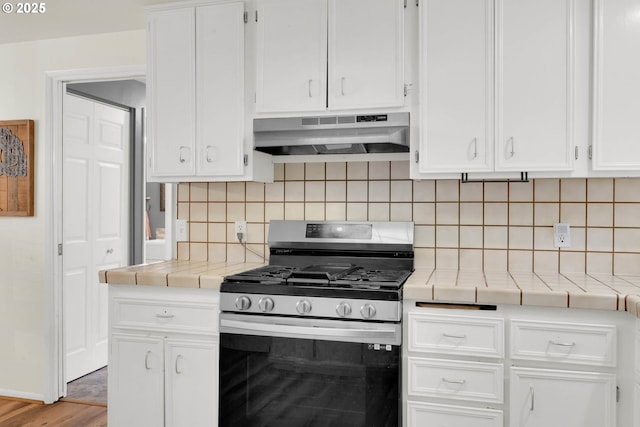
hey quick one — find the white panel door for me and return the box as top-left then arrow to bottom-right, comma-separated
147,7 -> 196,178
165,339 -> 219,427
510,367 -> 615,427
256,0 -> 327,112
419,0 -> 493,173
63,93 -> 129,382
496,0 -> 574,172
109,334 -> 164,427
328,0 -> 404,110
196,2 -> 245,177
592,0 -> 640,170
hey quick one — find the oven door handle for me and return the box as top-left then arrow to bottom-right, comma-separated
220,317 -> 401,345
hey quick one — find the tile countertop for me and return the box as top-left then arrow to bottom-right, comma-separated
405,268 -> 640,319
100,261 -> 640,319
99,260 -> 267,290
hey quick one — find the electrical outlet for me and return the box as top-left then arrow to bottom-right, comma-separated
554,223 -> 571,248
235,220 -> 247,243
176,219 -> 188,242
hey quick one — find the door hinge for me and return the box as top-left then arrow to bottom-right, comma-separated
416,0 -> 419,6
243,10 -> 248,23
255,10 -> 258,22
588,145 -> 593,160
616,386 -> 620,403
58,244 -> 63,256
404,83 -> 412,97
574,146 -> 579,160
414,151 -> 419,163
404,0 -> 407,8
244,154 -> 249,166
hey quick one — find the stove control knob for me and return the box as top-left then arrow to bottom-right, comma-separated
360,304 -> 377,319
258,297 -> 275,313
336,302 -> 352,317
296,299 -> 312,315
235,296 -> 252,311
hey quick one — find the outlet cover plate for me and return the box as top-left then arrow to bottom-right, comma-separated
176,219 -> 188,242
554,223 -> 571,248
235,220 -> 247,243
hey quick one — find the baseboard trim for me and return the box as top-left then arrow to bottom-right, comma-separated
0,390 -> 45,404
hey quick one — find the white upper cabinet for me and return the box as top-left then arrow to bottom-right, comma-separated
592,0 -> 640,171
496,0 -> 574,172
147,7 -> 196,178
256,0 -> 404,113
196,2 -> 246,176
417,0 -> 576,175
328,0 -> 405,110
147,1 -> 272,182
419,0 -> 493,173
255,0 -> 327,112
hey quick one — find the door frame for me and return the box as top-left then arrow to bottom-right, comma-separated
44,65 -> 174,403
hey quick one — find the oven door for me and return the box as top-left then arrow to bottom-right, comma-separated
219,313 -> 401,427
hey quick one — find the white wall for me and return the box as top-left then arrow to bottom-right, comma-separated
0,30 -> 145,400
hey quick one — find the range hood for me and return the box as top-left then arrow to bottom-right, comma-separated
253,112 -> 409,156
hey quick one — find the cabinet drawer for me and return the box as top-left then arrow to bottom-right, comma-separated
112,297 -> 218,335
510,319 -> 616,367
408,312 -> 504,358
408,357 -> 504,403
407,401 -> 503,427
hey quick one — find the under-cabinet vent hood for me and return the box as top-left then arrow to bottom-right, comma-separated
253,112 -> 409,156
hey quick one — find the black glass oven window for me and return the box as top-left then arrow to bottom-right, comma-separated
219,334 -> 399,427
305,223 -> 373,239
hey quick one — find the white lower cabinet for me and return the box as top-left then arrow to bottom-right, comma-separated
110,334 -> 164,427
407,401 -> 503,427
405,306 -> 505,426
404,303 -> 633,427
108,285 -> 219,427
510,367 -> 616,427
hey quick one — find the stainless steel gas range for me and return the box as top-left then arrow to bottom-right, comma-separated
218,220 -> 414,427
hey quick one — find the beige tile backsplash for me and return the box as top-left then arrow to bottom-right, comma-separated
176,161 -> 640,275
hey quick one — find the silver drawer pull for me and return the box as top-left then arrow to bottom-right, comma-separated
175,355 -> 184,374
156,313 -> 175,319
530,386 -> 535,411
144,351 -> 152,370
442,333 -> 466,339
549,340 -> 575,347
442,377 -> 466,385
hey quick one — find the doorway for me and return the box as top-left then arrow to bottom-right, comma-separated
45,66 -> 175,403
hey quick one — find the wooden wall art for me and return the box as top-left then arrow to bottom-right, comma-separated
0,120 -> 34,216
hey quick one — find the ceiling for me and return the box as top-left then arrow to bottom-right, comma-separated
0,0 -> 178,44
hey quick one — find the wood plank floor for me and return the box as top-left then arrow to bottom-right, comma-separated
0,397 -> 107,426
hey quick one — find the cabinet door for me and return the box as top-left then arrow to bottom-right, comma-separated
109,334 -> 164,427
510,367 -> 616,427
328,0 -> 404,110
592,0 -> 640,170
496,0 -> 574,172
407,401 -> 503,427
196,2 -> 245,177
165,339 -> 219,427
256,0 -> 327,112
419,0 -> 493,173
147,8 -> 196,178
